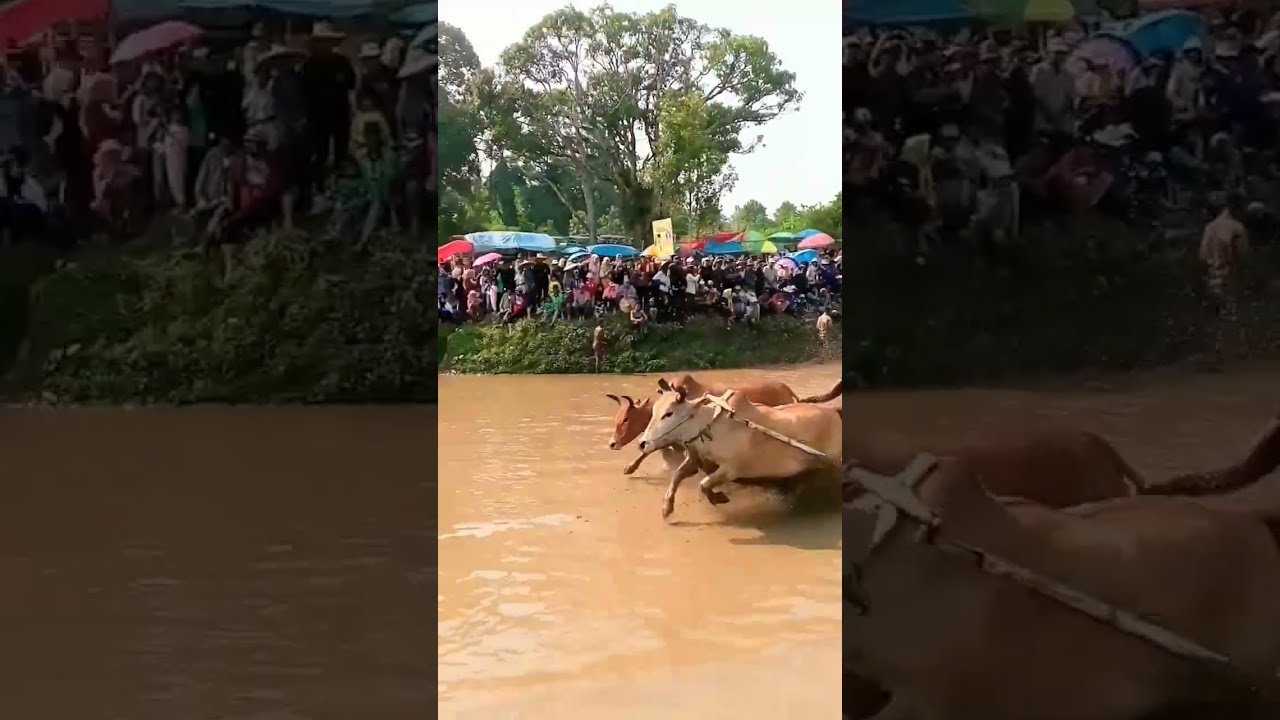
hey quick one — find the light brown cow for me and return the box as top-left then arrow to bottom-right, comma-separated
845,415 -> 1280,509
639,380 -> 842,519
607,377 -> 841,475
844,457 -> 1280,720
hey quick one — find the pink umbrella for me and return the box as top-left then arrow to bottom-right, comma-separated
796,233 -> 836,250
110,21 -> 203,65
438,239 -> 473,262
473,252 -> 503,267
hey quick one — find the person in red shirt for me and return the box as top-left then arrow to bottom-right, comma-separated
207,129 -> 283,283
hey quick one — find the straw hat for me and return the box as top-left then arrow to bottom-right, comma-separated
358,42 -> 381,59
398,46 -> 435,79
311,21 -> 345,40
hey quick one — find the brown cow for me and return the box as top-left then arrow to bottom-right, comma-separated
845,415 -> 1280,509
607,376 -> 841,474
845,457 -> 1280,720
639,382 -> 842,519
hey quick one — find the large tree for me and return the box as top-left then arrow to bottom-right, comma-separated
730,199 -> 770,230
494,4 -> 800,244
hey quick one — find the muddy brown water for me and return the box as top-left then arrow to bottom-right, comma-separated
438,364 -> 844,719
0,406 -> 435,720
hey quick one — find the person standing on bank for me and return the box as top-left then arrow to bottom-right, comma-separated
1199,194 -> 1249,370
300,22 -> 355,213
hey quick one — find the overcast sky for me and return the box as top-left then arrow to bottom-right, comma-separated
439,0 -> 840,217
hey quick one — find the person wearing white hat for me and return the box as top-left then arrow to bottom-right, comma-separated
395,47 -> 432,141
300,20 -> 356,211
357,40 -> 399,140
1030,37 -> 1074,139
1168,36 -> 1205,126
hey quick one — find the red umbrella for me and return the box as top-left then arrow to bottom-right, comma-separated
438,239 -> 473,262
796,233 -> 836,250
0,0 -> 107,46
110,21 -> 204,65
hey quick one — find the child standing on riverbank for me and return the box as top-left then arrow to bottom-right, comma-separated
593,324 -> 608,372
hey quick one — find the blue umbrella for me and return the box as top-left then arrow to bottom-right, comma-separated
794,229 -> 823,239
704,241 -> 746,256
567,251 -> 590,263
390,1 -> 435,25
588,244 -> 640,258
559,244 -> 588,256
789,249 -> 819,265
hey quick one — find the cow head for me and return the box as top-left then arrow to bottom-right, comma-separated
606,393 -> 652,449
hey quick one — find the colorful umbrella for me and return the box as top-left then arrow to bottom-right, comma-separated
704,241 -> 746,256
110,21 -> 204,64
797,233 -> 836,250
438,239 -> 472,261
588,244 -> 640,258
769,231 -> 798,240
789,249 -> 820,265
473,252 -> 502,267
641,244 -> 660,257
794,229 -> 824,239
0,0 -> 107,46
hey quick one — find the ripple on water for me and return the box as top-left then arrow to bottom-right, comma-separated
439,514 -> 576,540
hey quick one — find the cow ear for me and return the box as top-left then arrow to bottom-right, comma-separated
605,394 -> 620,405
621,395 -> 635,408
657,378 -> 672,392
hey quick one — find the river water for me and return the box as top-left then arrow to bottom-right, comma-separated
438,364 -> 844,719
0,406 -> 435,720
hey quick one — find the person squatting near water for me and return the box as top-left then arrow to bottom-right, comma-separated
437,250 -> 842,329
0,20 -> 434,263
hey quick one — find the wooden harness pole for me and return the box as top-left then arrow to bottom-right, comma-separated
697,391 -> 835,464
846,458 -> 1277,689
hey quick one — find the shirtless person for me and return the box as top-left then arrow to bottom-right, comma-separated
592,324 -> 608,372
1199,195 -> 1249,370
816,308 -> 833,347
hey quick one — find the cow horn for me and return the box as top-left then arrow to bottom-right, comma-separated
605,394 -> 621,405
621,395 -> 635,407
657,378 -> 672,392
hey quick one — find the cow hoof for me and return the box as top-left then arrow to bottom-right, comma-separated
706,490 -> 730,505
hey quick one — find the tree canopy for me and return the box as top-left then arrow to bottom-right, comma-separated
437,9 -> 839,245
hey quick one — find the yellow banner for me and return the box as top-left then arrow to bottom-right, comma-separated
651,218 -> 674,258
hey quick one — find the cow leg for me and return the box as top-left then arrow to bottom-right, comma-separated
623,451 -> 649,475
699,467 -> 735,506
662,452 -> 701,520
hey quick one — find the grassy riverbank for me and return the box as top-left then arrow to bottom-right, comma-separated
440,314 -> 838,375
844,213 -> 1280,387
0,233 -> 436,404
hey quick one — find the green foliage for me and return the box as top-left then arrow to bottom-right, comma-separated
843,213 -> 1280,387
16,233 -> 435,404
441,314 -> 838,375
439,7 -> 802,244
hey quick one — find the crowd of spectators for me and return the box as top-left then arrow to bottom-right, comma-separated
439,252 -> 842,330
845,9 -> 1280,254
0,19 -> 435,273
